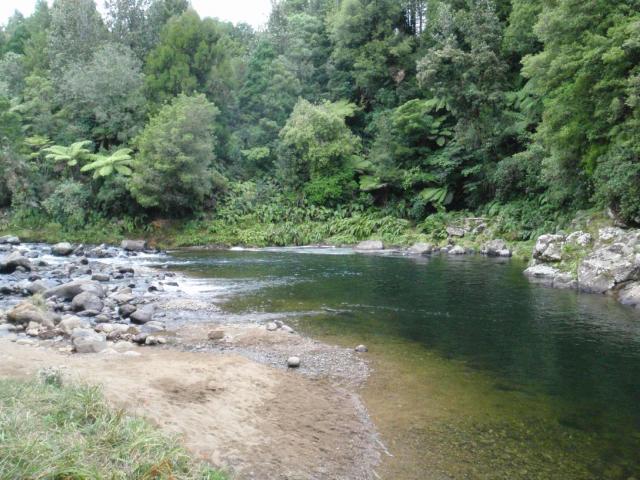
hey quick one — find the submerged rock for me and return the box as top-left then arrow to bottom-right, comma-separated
523,264 -> 560,285
407,243 -> 433,255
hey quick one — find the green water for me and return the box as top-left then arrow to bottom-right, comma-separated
167,248 -> 640,479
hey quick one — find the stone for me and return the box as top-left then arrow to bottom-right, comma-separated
94,323 -> 130,335
446,226 -> 466,238
91,273 -> 111,282
355,344 -> 368,353
118,266 -> 135,274
287,356 -> 301,368
407,243 -> 433,255
617,282 -> 640,308
130,304 -> 155,324
553,273 -> 578,290
16,338 -> 37,346
71,292 -> 104,312
118,304 -> 137,318
132,332 -> 148,344
266,322 -> 278,331
566,231 -> 593,247
7,302 -> 54,328
145,321 -> 165,333
111,292 -> 136,305
280,325 -> 295,334
71,328 -> 107,353
577,243 -> 640,293
25,280 -> 50,295
0,251 -> 32,274
144,335 -> 166,346
0,235 -> 20,245
523,264 -> 560,285
598,227 -> 626,244
59,316 -> 88,335
44,280 -> 104,300
448,245 -> 466,255
208,330 -> 225,341
121,240 -> 147,252
51,242 -> 74,256
481,239 -> 511,257
355,240 -> 384,251
533,234 -> 565,262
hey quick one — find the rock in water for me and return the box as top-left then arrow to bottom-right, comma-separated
130,304 -> 155,324
51,242 -> 74,256
287,356 -> 301,368
0,251 -> 32,273
0,235 -> 20,245
407,243 -> 433,255
7,302 -> 54,328
208,330 -> 224,340
355,240 -> 384,251
91,273 -> 111,282
481,239 -> 511,257
44,280 -> 105,300
355,344 -> 368,353
71,292 -> 104,312
448,245 -> 466,255
121,239 -> 147,252
577,242 -> 640,293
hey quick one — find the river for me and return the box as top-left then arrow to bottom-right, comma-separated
165,247 -> 640,479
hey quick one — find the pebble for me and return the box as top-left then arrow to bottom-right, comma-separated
287,356 -> 301,368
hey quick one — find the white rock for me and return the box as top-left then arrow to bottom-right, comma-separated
287,356 -> 301,368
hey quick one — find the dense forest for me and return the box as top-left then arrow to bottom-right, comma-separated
0,0 -> 639,245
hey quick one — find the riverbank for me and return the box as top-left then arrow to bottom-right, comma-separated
0,241 -> 381,479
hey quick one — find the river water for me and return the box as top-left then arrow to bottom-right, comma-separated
166,247 -> 640,479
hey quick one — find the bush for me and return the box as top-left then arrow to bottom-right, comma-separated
42,179 -> 90,227
593,145 -> 640,225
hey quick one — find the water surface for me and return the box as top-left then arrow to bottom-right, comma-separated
167,248 -> 640,479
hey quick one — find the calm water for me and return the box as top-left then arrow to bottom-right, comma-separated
166,248 -> 640,479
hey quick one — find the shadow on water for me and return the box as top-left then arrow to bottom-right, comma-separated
167,249 -> 640,479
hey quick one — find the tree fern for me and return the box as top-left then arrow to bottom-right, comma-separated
81,148 -> 134,179
42,141 -> 92,167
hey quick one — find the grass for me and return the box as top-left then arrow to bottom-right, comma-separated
0,376 -> 227,480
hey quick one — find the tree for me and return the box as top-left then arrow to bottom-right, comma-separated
48,0 -> 107,72
81,148 -> 134,179
58,43 -> 146,148
277,99 -> 362,205
42,140 -> 92,167
129,94 -> 224,214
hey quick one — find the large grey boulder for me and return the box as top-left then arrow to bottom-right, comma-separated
407,243 -> 433,255
71,328 -> 107,353
565,231 -> 593,247
130,304 -> 155,324
121,239 -> 147,252
481,239 -> 511,257
0,235 -> 20,245
0,251 -> 32,273
51,242 -> 74,256
577,243 -> 640,293
71,292 -> 104,312
44,280 -> 104,300
448,245 -> 466,255
446,226 -> 466,238
533,234 -> 565,262
355,240 -> 384,251
7,302 -> 54,328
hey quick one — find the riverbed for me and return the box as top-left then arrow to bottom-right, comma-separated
165,247 -> 640,480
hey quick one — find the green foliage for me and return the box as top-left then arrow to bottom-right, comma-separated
42,179 -> 91,227
0,377 -> 226,479
129,94 -> 223,214
42,140 -> 92,167
81,148 -> 134,178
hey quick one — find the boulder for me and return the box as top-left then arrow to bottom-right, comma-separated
617,282 -> 640,309
481,239 -> 511,257
565,231 -> 593,247
533,234 -> 565,262
91,273 -> 111,282
121,239 -> 147,252
51,242 -> 74,256
355,344 -> 368,353
446,226 -> 466,238
448,245 -> 466,255
118,304 -> 137,318
407,243 -> 433,255
110,292 -> 136,305
0,235 -> 20,245
597,227 -> 627,244
130,304 -> 155,324
71,292 -> 104,312
553,273 -> 578,290
266,322 -> 278,331
0,251 -> 32,274
7,302 -> 54,328
71,328 -> 107,353
144,335 -> 166,346
287,356 -> 301,368
577,243 -> 640,293
355,240 -> 384,251
523,264 -> 560,285
208,330 -> 224,340
44,280 -> 104,300
25,280 -> 51,295
59,316 -> 89,335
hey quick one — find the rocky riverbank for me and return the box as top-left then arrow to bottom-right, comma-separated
0,236 -> 381,479
523,226 -> 640,309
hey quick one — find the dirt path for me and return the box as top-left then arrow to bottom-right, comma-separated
0,338 -> 379,479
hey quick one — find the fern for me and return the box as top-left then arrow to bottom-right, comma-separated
81,148 -> 134,179
42,141 -> 92,167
